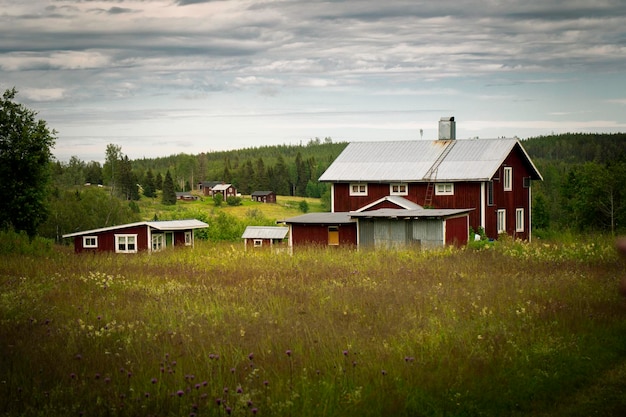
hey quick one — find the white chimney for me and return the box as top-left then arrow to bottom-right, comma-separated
438,117 -> 456,140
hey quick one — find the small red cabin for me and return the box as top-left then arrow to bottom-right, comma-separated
63,219 -> 208,254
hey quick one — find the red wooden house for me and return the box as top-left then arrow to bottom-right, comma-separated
251,191 -> 277,203
318,117 -> 542,241
63,219 -> 208,254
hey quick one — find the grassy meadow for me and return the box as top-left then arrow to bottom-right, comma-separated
1,234 -> 626,416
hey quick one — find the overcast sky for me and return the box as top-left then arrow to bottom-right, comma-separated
2,0 -> 625,162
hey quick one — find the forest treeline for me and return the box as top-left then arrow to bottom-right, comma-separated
49,132 -> 626,237
522,133 -> 626,234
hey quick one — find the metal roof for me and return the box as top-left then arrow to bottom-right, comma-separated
147,219 -> 209,231
349,208 -> 473,219
242,226 -> 289,239
212,183 -> 233,191
62,219 -> 209,238
279,212 -> 355,224
318,138 -> 542,182
355,195 -> 423,212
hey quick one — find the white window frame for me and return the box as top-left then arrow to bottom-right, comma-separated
83,236 -> 98,248
497,209 -> 506,234
516,208 -> 524,232
184,231 -> 192,246
435,183 -> 454,196
503,167 -> 513,191
253,239 -> 263,248
152,234 -> 164,251
389,183 -> 408,196
349,183 -> 368,196
115,234 -> 138,253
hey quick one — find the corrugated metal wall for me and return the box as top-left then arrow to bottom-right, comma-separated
412,219 -> 444,248
358,218 -> 444,249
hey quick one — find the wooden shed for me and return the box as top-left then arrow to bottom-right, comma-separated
62,219 -> 208,254
241,226 -> 289,250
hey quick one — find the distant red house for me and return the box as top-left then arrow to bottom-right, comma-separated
62,219 -> 208,254
198,181 -> 221,195
251,191 -> 277,203
318,117 -> 542,241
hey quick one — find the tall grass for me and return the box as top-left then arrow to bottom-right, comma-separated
1,238 -> 625,416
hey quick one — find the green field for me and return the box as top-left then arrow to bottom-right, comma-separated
1,235 -> 626,416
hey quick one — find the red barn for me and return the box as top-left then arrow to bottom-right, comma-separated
62,219 -> 208,254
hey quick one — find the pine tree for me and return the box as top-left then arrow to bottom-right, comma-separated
161,170 -> 177,205
272,154 -> 290,196
155,172 -> 163,190
143,169 -> 156,198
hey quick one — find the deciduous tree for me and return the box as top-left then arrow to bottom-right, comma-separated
0,88 -> 56,237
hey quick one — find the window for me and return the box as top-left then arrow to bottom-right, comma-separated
328,226 -> 339,246
516,208 -> 524,232
435,183 -> 454,195
115,234 -> 137,253
503,167 -> 512,191
497,209 -> 506,234
390,183 -> 408,196
254,239 -> 263,247
349,183 -> 368,196
487,181 -> 494,206
152,234 -> 164,251
184,231 -> 192,246
83,236 -> 98,248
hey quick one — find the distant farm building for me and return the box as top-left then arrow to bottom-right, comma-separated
62,220 -> 208,254
251,191 -> 277,203
176,192 -> 199,201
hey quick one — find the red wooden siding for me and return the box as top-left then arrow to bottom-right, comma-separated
445,216 -> 469,246
291,224 -> 357,247
73,225 -> 149,254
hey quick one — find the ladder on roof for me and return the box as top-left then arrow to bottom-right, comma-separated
423,140 -> 457,207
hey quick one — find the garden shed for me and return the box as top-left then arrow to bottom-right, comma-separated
241,226 -> 289,250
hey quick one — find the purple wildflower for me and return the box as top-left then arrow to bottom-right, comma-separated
177,390 -> 185,397
285,349 -> 292,357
